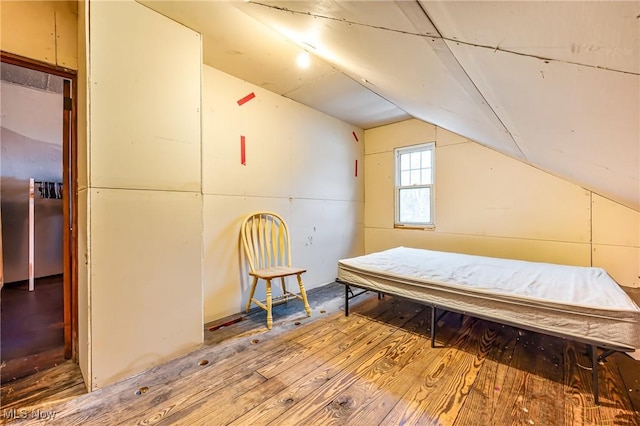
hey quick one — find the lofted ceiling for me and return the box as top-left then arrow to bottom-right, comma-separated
140,1 -> 640,211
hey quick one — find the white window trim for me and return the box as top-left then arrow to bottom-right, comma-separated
394,142 -> 435,228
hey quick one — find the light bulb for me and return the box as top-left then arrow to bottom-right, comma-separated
296,51 -> 311,68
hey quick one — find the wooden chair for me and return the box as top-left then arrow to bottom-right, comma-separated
241,211 -> 311,329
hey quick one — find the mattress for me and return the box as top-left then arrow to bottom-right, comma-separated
338,247 -> 640,355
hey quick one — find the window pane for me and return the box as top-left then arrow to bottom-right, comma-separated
399,187 -> 431,223
410,170 -> 421,185
400,171 -> 410,186
400,153 -> 410,171
422,167 -> 432,185
421,150 -> 432,168
410,152 -> 421,169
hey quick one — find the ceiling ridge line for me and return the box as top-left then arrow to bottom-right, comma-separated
249,1 -> 639,76
442,37 -> 640,77
248,1 -> 440,38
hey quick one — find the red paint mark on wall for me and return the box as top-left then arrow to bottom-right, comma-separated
355,159 -> 358,177
241,136 -> 246,165
352,131 -> 359,142
237,92 -> 256,106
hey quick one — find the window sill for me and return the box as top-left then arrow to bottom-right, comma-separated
394,224 -> 435,231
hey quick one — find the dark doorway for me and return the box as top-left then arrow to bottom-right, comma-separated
0,55 -> 76,383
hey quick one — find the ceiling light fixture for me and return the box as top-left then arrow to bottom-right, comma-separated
296,51 -> 311,68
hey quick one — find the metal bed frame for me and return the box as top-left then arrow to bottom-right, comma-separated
338,279 -> 632,405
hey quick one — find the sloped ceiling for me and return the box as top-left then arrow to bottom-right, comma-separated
140,1 -> 639,211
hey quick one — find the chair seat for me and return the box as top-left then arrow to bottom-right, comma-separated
250,266 -> 307,280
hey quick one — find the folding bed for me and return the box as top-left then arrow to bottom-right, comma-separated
337,247 -> 640,404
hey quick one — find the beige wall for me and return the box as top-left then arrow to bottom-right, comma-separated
76,0 -> 90,388
202,65 -> 364,323
0,0 -> 78,70
84,0 -> 203,389
364,119 -> 640,288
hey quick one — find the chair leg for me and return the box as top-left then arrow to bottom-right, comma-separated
246,276 -> 258,313
266,279 -> 273,330
280,277 -> 287,302
296,274 -> 311,316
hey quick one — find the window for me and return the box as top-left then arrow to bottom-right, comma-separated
395,143 -> 434,226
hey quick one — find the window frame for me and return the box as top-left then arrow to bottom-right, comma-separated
394,142 -> 435,228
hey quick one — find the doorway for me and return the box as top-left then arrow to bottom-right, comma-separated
0,54 -> 77,383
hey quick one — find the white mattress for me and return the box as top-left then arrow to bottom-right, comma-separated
338,247 -> 640,354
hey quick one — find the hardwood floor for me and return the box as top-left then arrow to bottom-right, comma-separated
1,276 -> 65,383
1,282 -> 639,425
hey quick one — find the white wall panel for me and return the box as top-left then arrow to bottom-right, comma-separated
77,2 -> 90,389
591,194 -> 639,288
202,66 -> 291,198
77,0 -> 89,192
202,65 -> 364,324
288,198 -> 364,285
77,187 -> 90,390
592,245 -> 640,288
202,66 -> 363,202
89,0 -> 201,191
289,114 -> 362,201
87,0 -> 203,390
1,1 -> 56,66
0,1 -> 78,69
436,126 -> 468,147
592,194 -> 640,247
364,152 -> 394,229
436,142 -> 591,242
365,228 -> 591,267
202,195 -> 362,324
365,119 -> 436,155
90,188 -> 202,388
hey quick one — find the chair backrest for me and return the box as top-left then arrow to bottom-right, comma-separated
241,211 -> 292,272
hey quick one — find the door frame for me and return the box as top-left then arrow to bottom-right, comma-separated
1,51 -> 78,361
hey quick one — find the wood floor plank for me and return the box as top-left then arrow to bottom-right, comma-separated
339,312 -> 473,426
130,331 -> 340,425
1,360 -> 84,410
563,342 -> 609,425
256,298 -> 399,380
154,311 -> 402,425
226,300 -> 428,426
296,308 -> 436,426
614,352 -> 640,415
97,297 -> 403,426
564,342 -> 640,426
15,292 -> 370,424
261,303 -> 433,426
379,316 -> 492,426
457,327 -> 565,426
36,343 -> 292,426
452,323 -> 518,425
506,331 -> 565,426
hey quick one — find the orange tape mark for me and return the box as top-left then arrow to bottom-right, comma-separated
241,136 -> 246,165
237,92 -> 256,106
352,131 -> 359,142
355,159 -> 358,177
